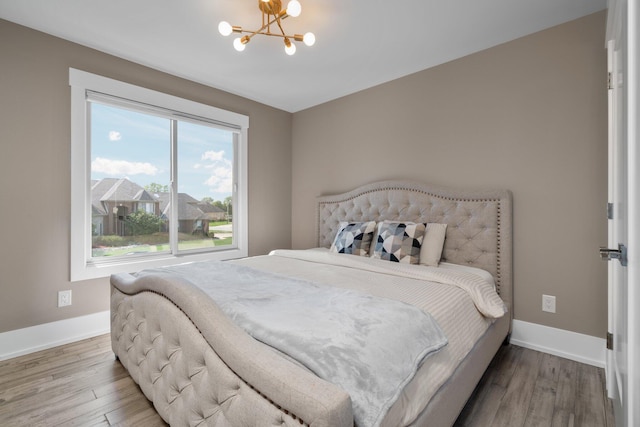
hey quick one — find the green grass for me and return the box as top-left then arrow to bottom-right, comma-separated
209,220 -> 231,227
92,233 -> 233,257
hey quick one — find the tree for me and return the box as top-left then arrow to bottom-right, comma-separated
144,182 -> 169,193
201,196 -> 232,216
125,210 -> 165,235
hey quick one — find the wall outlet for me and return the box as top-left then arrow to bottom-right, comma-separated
542,294 -> 556,313
58,290 -> 72,307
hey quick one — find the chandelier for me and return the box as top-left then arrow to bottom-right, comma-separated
218,0 -> 315,55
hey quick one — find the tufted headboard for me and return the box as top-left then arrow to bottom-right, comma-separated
316,180 -> 513,315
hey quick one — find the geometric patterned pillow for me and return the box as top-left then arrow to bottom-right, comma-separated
372,221 -> 426,264
330,221 -> 377,256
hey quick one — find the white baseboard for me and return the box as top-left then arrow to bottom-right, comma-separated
0,313 -> 606,368
511,319 -> 606,367
0,311 -> 111,361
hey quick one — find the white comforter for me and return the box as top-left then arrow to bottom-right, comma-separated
269,249 -> 506,318
232,249 -> 506,426
142,259 -> 448,427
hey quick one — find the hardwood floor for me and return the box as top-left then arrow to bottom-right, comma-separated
454,343 -> 615,427
0,334 -> 614,427
0,334 -> 166,427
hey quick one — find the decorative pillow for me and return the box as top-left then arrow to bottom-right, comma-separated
419,223 -> 448,267
372,221 -> 426,264
330,221 -> 377,256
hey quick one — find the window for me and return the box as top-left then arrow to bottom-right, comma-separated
70,69 -> 248,281
138,202 -> 155,215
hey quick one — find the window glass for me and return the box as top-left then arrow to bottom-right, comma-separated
176,121 -> 234,251
70,68 -> 248,281
90,102 -> 171,258
89,102 -> 238,260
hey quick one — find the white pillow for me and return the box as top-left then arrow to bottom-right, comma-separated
419,223 -> 447,266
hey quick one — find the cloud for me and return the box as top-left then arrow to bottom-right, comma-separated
203,164 -> 232,193
92,157 -> 158,176
197,150 -> 232,193
201,150 -> 224,161
108,131 -> 122,141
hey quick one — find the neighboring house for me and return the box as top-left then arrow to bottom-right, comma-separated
156,192 -> 226,236
91,178 -> 226,236
91,178 -> 159,236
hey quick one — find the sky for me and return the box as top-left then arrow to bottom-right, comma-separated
90,102 -> 234,202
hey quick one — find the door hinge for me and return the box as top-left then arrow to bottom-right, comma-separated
607,202 -> 614,220
608,72 -> 613,90
607,332 -> 613,350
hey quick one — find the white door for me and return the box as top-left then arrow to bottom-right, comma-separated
605,33 -> 628,423
628,3 -> 640,427
605,1 -> 639,426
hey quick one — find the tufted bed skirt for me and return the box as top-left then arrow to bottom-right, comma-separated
111,279 -> 353,426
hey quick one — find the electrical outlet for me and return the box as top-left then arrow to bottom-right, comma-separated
542,294 -> 556,313
58,290 -> 72,307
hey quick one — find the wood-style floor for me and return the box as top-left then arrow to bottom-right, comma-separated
454,343 -> 615,427
0,334 -> 614,427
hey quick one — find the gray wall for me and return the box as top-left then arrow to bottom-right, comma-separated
291,12 -> 608,338
0,11 -> 609,340
0,19 -> 292,333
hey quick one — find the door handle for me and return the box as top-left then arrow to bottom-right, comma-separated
599,244 -> 628,266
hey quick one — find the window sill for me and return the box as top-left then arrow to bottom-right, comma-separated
71,247 -> 248,282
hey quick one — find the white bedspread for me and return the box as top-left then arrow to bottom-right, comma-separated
142,260 -> 448,427
269,249 -> 506,318
232,249 -> 505,426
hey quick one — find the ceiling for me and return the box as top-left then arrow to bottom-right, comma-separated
0,0 -> 606,113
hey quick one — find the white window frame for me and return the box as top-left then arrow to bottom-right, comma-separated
69,68 -> 249,281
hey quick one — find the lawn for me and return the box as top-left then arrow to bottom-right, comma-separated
92,232 -> 233,257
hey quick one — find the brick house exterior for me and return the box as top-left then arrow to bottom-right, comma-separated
91,178 -> 226,236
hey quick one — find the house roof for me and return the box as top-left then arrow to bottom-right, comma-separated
91,178 -> 225,221
98,178 -> 154,202
91,178 -> 157,216
157,192 -> 225,221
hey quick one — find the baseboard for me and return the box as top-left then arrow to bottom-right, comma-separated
0,311 -> 111,361
0,313 -> 606,368
511,319 -> 606,367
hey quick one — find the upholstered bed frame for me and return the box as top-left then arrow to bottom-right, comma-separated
111,180 -> 513,427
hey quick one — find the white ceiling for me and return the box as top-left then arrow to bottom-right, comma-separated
0,0 -> 606,112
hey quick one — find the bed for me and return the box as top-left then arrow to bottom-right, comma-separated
110,180 -> 513,427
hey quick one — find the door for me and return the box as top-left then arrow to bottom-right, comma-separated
606,32 -> 628,423
605,1 -> 639,426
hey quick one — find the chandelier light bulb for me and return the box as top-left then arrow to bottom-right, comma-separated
285,41 -> 296,55
219,0 -> 314,55
218,21 -> 233,36
233,37 -> 246,52
303,32 -> 315,46
286,0 -> 302,17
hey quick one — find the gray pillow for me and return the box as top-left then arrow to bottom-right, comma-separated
372,221 -> 426,264
330,221 -> 377,256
